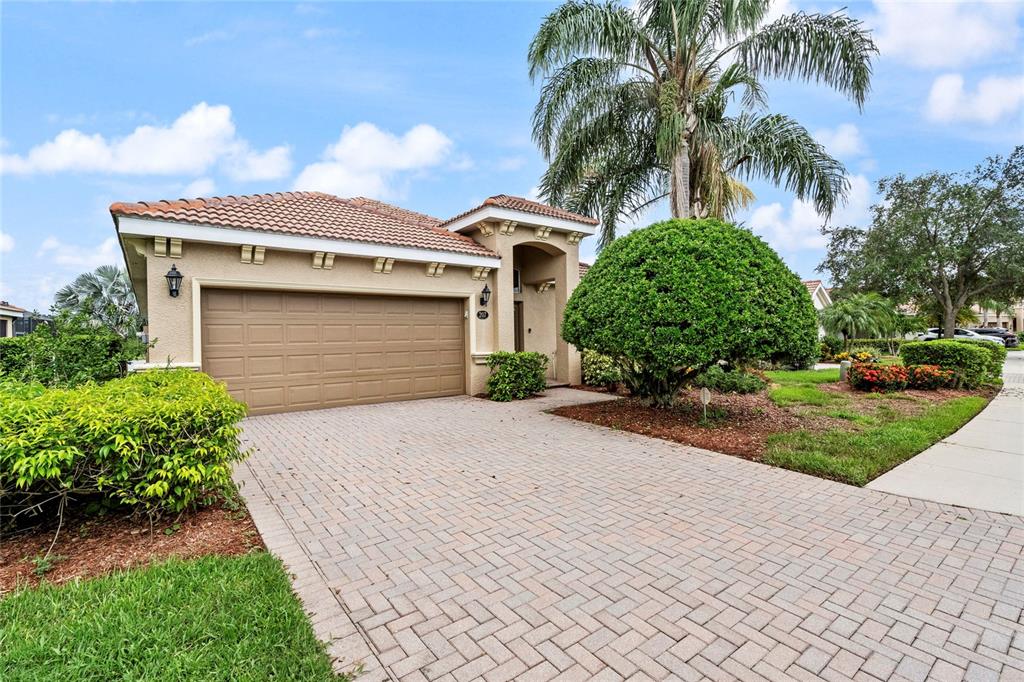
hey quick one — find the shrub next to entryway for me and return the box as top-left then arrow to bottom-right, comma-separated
486,351 -> 548,401
899,341 -> 990,388
562,219 -> 818,407
0,370 -> 248,526
581,349 -> 621,389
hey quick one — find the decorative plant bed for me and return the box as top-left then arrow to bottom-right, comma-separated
0,492 -> 263,594
553,370 -> 995,486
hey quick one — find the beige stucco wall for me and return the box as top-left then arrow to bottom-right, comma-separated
140,224 -> 586,399
144,240 -> 498,394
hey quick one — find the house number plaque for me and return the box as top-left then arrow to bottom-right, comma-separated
476,310 -> 489,320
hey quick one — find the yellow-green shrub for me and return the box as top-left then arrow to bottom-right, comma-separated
1,370 -> 248,526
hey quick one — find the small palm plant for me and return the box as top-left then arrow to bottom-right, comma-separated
529,0 -> 877,245
54,265 -> 143,338
819,293 -> 894,348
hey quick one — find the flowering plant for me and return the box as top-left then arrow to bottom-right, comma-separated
847,362 -> 909,392
906,364 -> 957,390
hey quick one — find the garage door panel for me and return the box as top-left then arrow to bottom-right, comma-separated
322,324 -> 353,342
322,353 -> 354,372
248,324 -> 284,345
205,323 -> 245,346
205,290 -> 245,312
287,383 -> 322,406
286,354 -> 320,375
287,324 -> 319,344
246,292 -> 285,313
202,289 -> 465,415
205,356 -> 245,380
248,356 -> 285,378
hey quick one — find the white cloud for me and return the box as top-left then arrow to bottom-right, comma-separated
813,123 -> 867,158
496,156 -> 527,171
1,103 -> 291,180
0,231 -> 13,254
37,236 -> 121,269
185,30 -> 232,47
748,174 -> 872,253
302,27 -> 337,40
871,0 -> 1022,69
293,123 -> 452,198
925,73 -> 1024,124
223,143 -> 292,181
182,177 -> 217,198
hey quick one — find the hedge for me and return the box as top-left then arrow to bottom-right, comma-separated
0,314 -> 147,387
0,370 -> 248,527
954,339 -> 1006,381
847,362 -> 957,392
486,351 -> 548,401
899,341 -> 989,388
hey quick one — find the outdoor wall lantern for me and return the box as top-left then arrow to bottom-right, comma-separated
480,284 -> 491,307
165,264 -> 184,298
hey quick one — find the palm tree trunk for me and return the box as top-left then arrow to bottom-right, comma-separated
670,143 -> 691,219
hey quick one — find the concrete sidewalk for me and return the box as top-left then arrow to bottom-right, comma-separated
868,351 -> 1024,515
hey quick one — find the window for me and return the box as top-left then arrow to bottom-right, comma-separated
512,268 -> 522,294
0,320 -> 6,337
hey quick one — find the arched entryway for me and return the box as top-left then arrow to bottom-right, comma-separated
512,242 -> 568,382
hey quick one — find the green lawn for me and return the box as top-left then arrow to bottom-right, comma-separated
765,368 -> 840,384
764,396 -> 988,486
1,553 -> 352,682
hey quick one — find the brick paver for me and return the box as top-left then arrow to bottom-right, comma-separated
236,389 -> 1024,681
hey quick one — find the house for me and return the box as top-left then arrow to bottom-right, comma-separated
111,192 -> 597,415
971,300 -> 1024,332
0,301 -> 26,337
802,280 -> 832,337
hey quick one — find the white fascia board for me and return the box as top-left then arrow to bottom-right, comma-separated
116,216 -> 502,269
0,309 -> 25,318
446,206 -> 597,236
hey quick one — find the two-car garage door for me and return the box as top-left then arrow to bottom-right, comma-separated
201,289 -> 465,415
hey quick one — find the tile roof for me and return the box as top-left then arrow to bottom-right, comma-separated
0,301 -> 27,313
440,194 -> 599,228
110,192 -> 496,258
802,279 -> 823,295
579,262 -> 591,278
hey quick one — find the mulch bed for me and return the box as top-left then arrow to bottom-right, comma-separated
553,383 -> 995,459
0,498 -> 264,594
553,388 -> 803,458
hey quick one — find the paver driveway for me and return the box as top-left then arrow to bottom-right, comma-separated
236,389 -> 1024,682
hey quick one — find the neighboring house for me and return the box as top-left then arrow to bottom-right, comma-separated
111,192 -> 597,415
0,301 -> 25,338
971,300 -> 1024,332
802,280 -> 833,338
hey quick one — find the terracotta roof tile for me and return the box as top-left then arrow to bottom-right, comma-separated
440,194 -> 598,228
110,192 -> 496,258
579,262 -> 591,278
0,301 -> 27,313
802,279 -> 823,295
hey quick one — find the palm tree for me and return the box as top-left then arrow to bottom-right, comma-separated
819,293 -> 892,348
977,298 -> 1013,328
529,0 -> 877,245
54,265 -> 143,338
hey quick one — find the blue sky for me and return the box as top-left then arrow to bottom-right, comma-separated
2,0 -> 1022,312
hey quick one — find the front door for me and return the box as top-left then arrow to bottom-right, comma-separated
514,301 -> 524,352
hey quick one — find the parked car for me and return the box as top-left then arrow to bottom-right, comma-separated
916,328 -> 1005,345
969,327 -> 1019,348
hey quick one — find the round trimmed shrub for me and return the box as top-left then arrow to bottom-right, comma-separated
562,219 -> 818,406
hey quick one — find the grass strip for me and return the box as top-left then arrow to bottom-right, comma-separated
0,552 -> 350,681
763,396 -> 988,486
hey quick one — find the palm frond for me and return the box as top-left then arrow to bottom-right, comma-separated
736,11 -> 877,109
